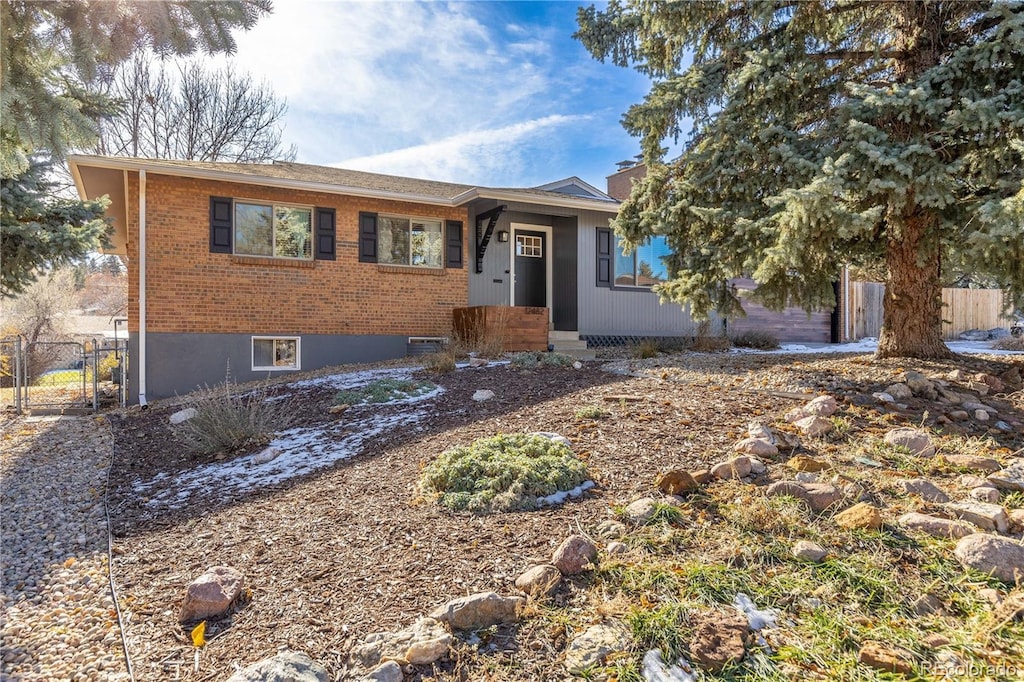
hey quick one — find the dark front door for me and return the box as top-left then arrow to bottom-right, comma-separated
514,229 -> 546,307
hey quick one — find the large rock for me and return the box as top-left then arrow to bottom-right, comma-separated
787,455 -> 827,473
689,611 -> 748,672
765,481 -> 843,513
898,513 -> 974,539
733,438 -> 778,457
793,415 -> 833,437
901,371 -> 937,400
657,470 -> 700,495
711,456 -> 752,480
954,534 -> 1024,584
364,662 -> 403,682
804,395 -> 838,417
226,652 -> 328,682
551,535 -> 598,575
747,422 -> 775,443
883,427 -> 935,458
430,592 -> 523,631
857,641 -> 915,675
969,487 -> 1001,503
596,519 -> 627,539
987,460 -> 1024,492
899,478 -> 949,503
515,564 -> 562,599
169,407 -> 198,425
624,497 -> 658,524
179,566 -> 244,623
792,540 -> 827,562
563,622 -> 632,673
349,617 -> 453,669
885,383 -> 913,401
944,502 -> 1010,534
833,502 -> 882,531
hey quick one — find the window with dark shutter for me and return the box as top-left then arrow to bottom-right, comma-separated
359,212 -> 378,263
210,196 -> 233,253
445,220 -> 463,268
596,227 -> 612,286
314,207 -> 336,260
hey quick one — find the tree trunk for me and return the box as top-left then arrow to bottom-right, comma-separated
876,212 -> 952,359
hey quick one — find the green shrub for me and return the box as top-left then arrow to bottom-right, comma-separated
171,381 -> 299,457
334,377 -> 436,405
420,433 -> 590,512
730,330 -> 780,350
510,351 -> 576,368
574,405 -> 608,420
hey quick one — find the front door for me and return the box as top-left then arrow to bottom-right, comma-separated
514,229 -> 546,307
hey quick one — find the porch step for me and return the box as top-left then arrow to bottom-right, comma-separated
553,347 -> 597,361
547,331 -> 596,361
550,339 -> 589,351
548,330 -> 581,342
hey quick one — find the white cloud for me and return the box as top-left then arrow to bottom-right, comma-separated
336,114 -> 589,184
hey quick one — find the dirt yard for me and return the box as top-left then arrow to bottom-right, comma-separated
105,350 -> 1024,681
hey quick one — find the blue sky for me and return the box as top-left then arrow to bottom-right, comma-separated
219,1 -> 655,191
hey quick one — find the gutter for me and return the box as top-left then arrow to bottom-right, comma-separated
138,170 -> 147,407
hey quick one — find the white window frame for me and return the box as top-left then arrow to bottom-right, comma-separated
233,199 -> 314,260
377,214 -> 444,268
252,336 -> 301,371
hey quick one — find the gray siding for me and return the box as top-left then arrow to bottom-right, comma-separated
576,210 -> 714,336
468,208 -> 554,307
129,332 -> 409,403
552,216 -> 578,331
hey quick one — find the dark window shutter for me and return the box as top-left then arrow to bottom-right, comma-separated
596,227 -> 612,286
445,220 -> 463,268
314,207 -> 336,260
358,212 -> 378,263
210,196 -> 232,253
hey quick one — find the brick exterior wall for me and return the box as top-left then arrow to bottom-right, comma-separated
125,173 -> 468,337
606,165 -> 647,201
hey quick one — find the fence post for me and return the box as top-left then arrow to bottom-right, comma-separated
92,345 -> 99,412
13,337 -> 22,415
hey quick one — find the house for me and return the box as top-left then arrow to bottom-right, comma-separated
69,156 -> 707,403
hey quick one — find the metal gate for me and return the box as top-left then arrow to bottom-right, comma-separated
1,336 -> 128,414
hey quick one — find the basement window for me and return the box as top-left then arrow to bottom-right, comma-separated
252,337 -> 300,371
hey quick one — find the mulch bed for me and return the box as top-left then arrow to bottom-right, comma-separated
104,351 -> 1023,680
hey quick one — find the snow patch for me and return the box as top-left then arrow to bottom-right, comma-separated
537,480 -> 595,507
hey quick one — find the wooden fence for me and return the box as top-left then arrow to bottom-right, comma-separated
847,283 -> 1012,340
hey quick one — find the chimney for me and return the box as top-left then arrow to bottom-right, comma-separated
606,158 -> 648,202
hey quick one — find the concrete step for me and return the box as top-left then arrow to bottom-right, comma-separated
552,347 -> 596,361
548,330 -> 581,342
550,339 -> 589,351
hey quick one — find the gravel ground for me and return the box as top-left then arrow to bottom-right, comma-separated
1,414 -> 130,681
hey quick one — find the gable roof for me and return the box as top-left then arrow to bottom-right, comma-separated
534,176 -> 615,201
68,155 -> 619,212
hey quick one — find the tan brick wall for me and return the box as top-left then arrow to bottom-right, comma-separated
125,173 -> 468,336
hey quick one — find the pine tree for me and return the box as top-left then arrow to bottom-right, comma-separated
0,1 -> 272,296
577,1 -> 1024,358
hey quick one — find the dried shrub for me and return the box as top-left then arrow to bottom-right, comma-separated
452,306 -> 507,358
420,433 -> 590,512
689,335 -> 731,352
421,350 -> 457,374
631,338 -> 660,358
171,380 -> 300,457
730,330 -> 780,350
992,335 -> 1024,351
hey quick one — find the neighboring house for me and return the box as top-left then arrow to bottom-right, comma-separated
69,156 -> 705,403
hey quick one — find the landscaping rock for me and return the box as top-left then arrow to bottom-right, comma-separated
954,534 -> 1024,584
873,392 -> 895,403
793,415 -> 833,437
624,497 -> 658,524
596,519 -> 626,539
349,617 -> 452,669
945,502 -> 1010,533
961,400 -> 997,415
775,431 -> 802,450
607,541 -> 628,555
1009,509 -> 1024,533
327,403 -> 349,415
900,478 -> 949,503
947,410 -> 969,421
733,438 -> 778,457
897,512 -> 974,539
792,540 -> 827,562
169,407 -> 198,425
179,566 -> 244,623
883,427 -> 935,457
795,472 -> 819,483
747,457 -> 766,475
515,564 -> 562,599
765,481 -> 843,513
922,634 -> 951,649
901,371 -> 937,400
945,454 -> 1002,473
833,502 -> 882,531
468,356 -> 488,368
472,389 -> 494,402
960,474 -> 994,489
987,460 -> 1024,492
225,651 -> 328,682
657,470 -> 700,495
857,641 -> 915,675
747,422 -> 775,443
690,469 -> 713,485
787,455 -> 827,473
804,395 -> 838,417
969,487 -> 1001,503
252,446 -> 280,465
641,649 -> 697,682
364,662 -> 403,682
551,536 -> 598,575
529,431 -> 572,447
711,457 -> 752,480
430,592 -> 523,631
884,383 -> 913,401
689,611 -> 748,672
911,594 -> 944,616
563,622 -> 632,673
975,409 -> 990,421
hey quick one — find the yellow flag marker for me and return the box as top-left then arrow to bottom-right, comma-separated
190,621 -> 206,647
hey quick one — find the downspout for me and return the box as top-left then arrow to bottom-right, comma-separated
843,265 -> 850,342
138,170 -> 148,406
